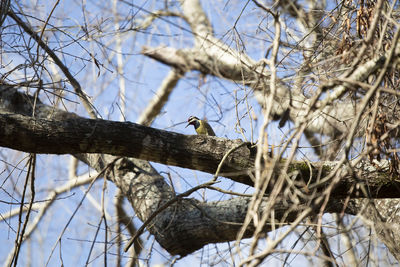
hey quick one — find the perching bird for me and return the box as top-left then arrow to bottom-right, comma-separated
185,116 -> 216,136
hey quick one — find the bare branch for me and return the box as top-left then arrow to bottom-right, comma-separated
7,10 -> 98,119
137,69 -> 183,126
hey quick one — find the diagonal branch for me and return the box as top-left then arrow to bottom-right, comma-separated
137,69 -> 183,126
7,9 -> 98,119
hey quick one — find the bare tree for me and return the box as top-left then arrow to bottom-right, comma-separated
1,0 -> 400,266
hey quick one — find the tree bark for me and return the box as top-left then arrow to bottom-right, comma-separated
1,100 -> 399,198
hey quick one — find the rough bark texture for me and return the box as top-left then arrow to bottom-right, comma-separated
1,104 -> 399,198
107,157 -> 351,256
0,113 -> 255,186
107,157 -> 253,256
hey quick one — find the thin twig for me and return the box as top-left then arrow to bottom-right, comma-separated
10,154 -> 36,267
102,174 -> 108,267
7,9 -> 98,119
137,69 -> 183,126
35,0 -> 60,63
123,180 -> 217,252
212,142 -> 248,181
45,158 -> 119,266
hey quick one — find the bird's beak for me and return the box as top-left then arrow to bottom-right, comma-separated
185,123 -> 190,128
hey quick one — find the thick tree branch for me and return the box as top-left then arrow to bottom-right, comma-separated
0,112 -> 255,186
0,87 -> 399,258
108,157 -> 352,257
1,95 -> 400,198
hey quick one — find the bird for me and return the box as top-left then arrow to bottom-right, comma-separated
185,116 -> 216,136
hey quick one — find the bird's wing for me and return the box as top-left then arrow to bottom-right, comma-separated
205,122 -> 216,136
